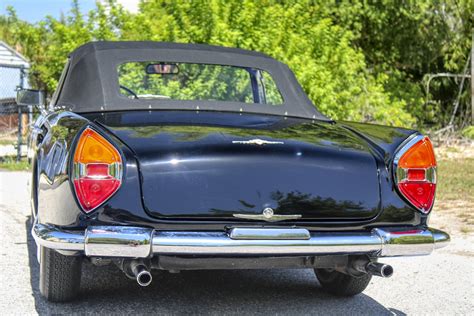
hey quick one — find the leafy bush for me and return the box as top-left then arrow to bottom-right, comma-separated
462,126 -> 474,140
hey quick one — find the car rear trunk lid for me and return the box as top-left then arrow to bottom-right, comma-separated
98,111 -> 381,222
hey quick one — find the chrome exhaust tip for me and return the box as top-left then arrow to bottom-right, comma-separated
366,262 -> 393,278
130,261 -> 153,286
136,269 -> 152,287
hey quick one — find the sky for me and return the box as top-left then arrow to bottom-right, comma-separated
0,0 -> 139,23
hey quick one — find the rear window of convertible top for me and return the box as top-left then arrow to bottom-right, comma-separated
117,62 -> 284,105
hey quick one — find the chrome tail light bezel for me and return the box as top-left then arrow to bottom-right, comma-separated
70,126 -> 124,214
393,134 -> 437,213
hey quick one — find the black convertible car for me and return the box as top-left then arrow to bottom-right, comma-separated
19,41 -> 449,302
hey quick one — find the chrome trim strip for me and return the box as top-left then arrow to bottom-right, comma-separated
151,231 -> 381,255
31,224 -> 450,258
233,213 -> 302,222
229,228 -> 311,240
426,167 -> 437,184
232,139 -> 284,145
396,167 -> 437,183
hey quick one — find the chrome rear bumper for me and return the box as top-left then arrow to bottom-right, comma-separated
32,224 -> 450,258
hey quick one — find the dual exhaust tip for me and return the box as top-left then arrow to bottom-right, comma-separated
366,262 -> 394,278
136,268 -> 153,287
131,262 -> 394,284
130,261 -> 153,287
350,260 -> 394,278
125,259 -> 392,287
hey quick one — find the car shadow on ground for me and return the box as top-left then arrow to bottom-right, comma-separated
25,219 -> 406,315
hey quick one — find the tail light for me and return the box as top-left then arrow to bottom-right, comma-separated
394,135 -> 436,213
72,127 -> 122,213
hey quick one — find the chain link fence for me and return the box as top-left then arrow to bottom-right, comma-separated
0,64 -> 30,160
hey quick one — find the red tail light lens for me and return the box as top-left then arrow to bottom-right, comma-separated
72,128 -> 122,213
394,135 -> 436,213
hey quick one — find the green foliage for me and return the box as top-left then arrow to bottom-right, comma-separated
124,0 -> 415,126
324,0 -> 473,127
118,62 -> 283,104
0,157 -> 30,171
0,0 -> 472,128
462,126 -> 474,140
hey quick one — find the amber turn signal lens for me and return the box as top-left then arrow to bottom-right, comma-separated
72,128 -> 122,213
398,137 -> 436,169
74,128 -> 121,164
395,136 -> 436,213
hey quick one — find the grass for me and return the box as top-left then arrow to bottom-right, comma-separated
436,158 -> 474,203
0,139 -> 15,146
445,146 -> 460,153
0,157 -> 30,171
433,155 -> 474,235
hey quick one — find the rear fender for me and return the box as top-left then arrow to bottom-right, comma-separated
339,121 -> 417,165
36,111 -> 90,225
35,111 -> 145,229
340,121 -> 427,226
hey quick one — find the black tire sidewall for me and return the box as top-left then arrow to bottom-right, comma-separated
315,268 -> 372,297
39,247 -> 82,302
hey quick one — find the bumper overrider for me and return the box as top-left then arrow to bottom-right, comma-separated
32,224 -> 450,258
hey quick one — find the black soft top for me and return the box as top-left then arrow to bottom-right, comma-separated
56,41 -> 328,120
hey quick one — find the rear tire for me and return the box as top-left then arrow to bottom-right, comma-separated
39,247 -> 82,302
314,268 -> 372,296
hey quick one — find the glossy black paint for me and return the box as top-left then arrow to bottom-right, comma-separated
95,111 -> 381,221
30,110 -> 427,232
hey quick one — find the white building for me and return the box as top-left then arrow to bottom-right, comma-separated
0,41 -> 30,99
0,41 -> 30,134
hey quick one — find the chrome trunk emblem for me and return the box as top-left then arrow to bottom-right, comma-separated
262,207 -> 274,219
233,208 -> 302,222
232,139 -> 284,146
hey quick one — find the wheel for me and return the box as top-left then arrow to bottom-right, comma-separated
39,247 -> 82,302
314,268 -> 372,296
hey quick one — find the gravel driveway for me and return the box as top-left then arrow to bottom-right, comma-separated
0,171 -> 473,315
